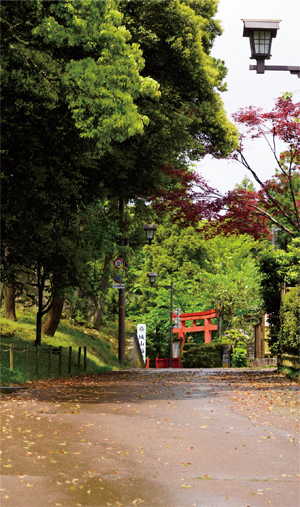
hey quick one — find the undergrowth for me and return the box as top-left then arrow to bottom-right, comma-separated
278,365 -> 300,382
0,308 -> 125,385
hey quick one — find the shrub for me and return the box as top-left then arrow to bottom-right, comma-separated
181,342 -> 223,368
279,286 -> 300,356
221,329 -> 250,349
231,347 -> 247,367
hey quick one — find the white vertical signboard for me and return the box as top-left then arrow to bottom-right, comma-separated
137,324 -> 146,363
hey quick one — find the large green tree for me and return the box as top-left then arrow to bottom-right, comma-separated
96,0 -> 238,199
1,0 -> 159,344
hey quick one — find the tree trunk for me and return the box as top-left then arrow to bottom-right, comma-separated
42,298 -> 65,336
0,282 -> 4,309
35,262 -> 45,347
4,283 -> 17,321
36,311 -> 42,347
93,298 -> 104,330
93,252 -> 113,330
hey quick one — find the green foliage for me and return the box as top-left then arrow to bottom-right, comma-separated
100,0 -> 238,200
257,238 -> 300,353
221,329 -> 250,350
198,234 -> 263,332
279,287 -> 300,356
181,342 -> 223,368
1,0 -> 239,343
278,365 -> 300,381
0,366 -> 25,386
234,175 -> 256,192
32,0 -> 160,149
1,0 -> 160,342
231,347 -> 247,368
125,216 -> 263,357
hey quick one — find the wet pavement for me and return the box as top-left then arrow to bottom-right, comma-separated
0,368 -> 299,507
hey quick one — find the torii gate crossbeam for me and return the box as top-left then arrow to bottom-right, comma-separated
172,309 -> 218,349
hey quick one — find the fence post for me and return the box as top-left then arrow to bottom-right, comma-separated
49,345 -> 52,376
59,346 -> 62,375
36,346 -> 40,376
25,344 -> 28,375
78,347 -> 81,370
10,343 -> 13,371
68,346 -> 72,374
84,346 -> 87,372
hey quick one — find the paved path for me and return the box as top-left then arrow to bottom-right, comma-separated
1,369 -> 299,507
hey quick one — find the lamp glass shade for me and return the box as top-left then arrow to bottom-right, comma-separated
147,272 -> 157,285
252,30 -> 272,56
145,229 -> 154,240
143,224 -> 157,242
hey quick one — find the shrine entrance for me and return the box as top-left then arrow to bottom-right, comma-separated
154,309 -> 219,369
172,309 -> 218,355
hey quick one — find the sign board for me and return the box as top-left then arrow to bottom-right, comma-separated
113,258 -> 125,269
112,284 -> 125,289
137,324 -> 146,363
113,273 -> 124,283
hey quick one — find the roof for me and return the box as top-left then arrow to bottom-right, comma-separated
242,19 -> 281,38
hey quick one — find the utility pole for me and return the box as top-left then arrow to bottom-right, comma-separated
118,197 -> 125,364
168,281 -> 174,368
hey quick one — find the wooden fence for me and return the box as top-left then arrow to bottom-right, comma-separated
2,344 -> 87,377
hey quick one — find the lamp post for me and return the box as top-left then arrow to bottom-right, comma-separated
242,19 -> 300,77
147,273 -> 174,368
117,204 -> 156,364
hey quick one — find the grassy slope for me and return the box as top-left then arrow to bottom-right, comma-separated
0,308 -> 123,385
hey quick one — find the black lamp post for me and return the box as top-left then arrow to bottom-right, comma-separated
242,19 -> 300,77
147,272 -> 174,368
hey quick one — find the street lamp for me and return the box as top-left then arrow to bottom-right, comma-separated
242,19 -> 300,77
147,272 -> 174,368
147,272 -> 158,286
143,225 -> 157,245
127,225 -> 157,247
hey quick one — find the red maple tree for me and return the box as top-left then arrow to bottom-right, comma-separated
148,95 -> 300,240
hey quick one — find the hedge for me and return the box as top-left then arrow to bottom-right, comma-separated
279,286 -> 300,356
181,342 -> 223,368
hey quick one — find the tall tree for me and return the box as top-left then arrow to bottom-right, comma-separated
96,0 -> 238,200
1,0 -> 159,343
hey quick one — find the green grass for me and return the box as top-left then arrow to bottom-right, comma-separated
0,308 -> 124,385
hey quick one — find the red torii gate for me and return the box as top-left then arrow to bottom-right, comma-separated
172,309 -> 218,350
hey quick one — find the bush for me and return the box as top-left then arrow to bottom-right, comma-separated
231,347 -> 247,367
181,342 -> 223,368
279,286 -> 300,356
221,329 -> 250,349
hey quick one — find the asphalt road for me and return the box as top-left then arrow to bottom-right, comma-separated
1,368 -> 299,507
